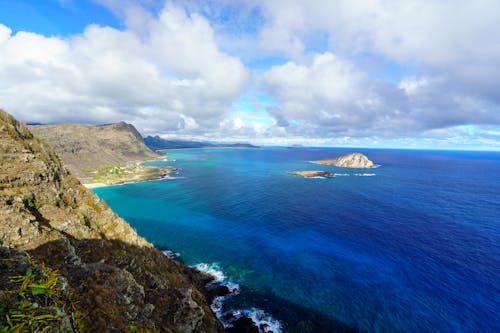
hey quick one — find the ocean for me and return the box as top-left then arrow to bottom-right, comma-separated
93,147 -> 500,332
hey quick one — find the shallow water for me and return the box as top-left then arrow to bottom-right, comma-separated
94,147 -> 500,332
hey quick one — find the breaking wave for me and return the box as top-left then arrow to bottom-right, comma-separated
193,262 -> 282,333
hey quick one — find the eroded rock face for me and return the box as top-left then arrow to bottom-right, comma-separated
313,152 -> 374,168
0,110 -> 223,333
29,122 -> 162,182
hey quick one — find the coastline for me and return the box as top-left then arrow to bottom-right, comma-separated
82,156 -> 174,188
82,170 -> 175,189
83,182 -> 107,189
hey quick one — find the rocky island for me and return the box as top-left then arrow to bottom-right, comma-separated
287,170 -> 335,178
30,122 -> 172,186
313,152 -> 374,168
0,110 -> 227,332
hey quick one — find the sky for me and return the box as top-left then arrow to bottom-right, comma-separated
1,0 -> 500,149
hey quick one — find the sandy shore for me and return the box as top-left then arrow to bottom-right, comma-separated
82,182 -> 107,189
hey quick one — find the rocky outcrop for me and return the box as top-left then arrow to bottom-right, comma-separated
29,122 -> 162,182
0,110 -> 223,332
313,152 -> 374,168
287,170 -> 335,178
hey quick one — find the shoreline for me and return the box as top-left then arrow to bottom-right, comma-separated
83,182 -> 107,189
82,169 -> 176,189
82,155 -> 174,189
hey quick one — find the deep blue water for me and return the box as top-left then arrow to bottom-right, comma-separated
93,147 -> 500,332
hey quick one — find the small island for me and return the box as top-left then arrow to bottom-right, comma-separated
287,170 -> 335,178
312,152 -> 374,168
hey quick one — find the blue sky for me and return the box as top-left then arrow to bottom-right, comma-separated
0,0 -> 499,149
0,0 -> 120,35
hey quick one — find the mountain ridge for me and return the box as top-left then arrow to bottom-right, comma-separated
29,122 -> 162,183
144,135 -> 259,150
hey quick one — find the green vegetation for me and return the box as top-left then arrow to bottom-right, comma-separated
90,162 -> 172,185
0,255 -> 84,333
22,197 -> 41,212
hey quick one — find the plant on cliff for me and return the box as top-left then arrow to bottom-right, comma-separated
22,197 -> 41,213
0,253 -> 84,333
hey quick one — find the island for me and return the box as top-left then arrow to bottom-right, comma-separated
287,170 -> 335,178
312,152 -> 374,168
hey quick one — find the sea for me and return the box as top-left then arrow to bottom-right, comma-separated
92,147 -> 500,333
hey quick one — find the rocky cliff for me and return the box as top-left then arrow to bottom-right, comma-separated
0,110 -> 223,332
29,122 -> 161,182
313,152 -> 374,168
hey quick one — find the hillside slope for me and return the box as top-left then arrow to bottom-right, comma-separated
0,110 -> 223,332
29,122 -> 162,182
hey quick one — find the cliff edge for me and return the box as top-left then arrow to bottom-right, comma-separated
0,110 -> 222,332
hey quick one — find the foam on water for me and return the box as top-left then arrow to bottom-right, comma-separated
161,174 -> 185,180
244,308 -> 283,333
162,249 -> 180,259
193,263 -> 228,283
333,173 -> 376,177
193,262 -> 282,333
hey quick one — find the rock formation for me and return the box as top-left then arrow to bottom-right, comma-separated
287,171 -> 335,178
0,110 -> 223,332
313,152 -> 374,168
30,122 -> 162,182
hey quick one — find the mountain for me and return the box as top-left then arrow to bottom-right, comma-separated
0,110 -> 223,332
29,122 -> 162,182
144,135 -> 259,150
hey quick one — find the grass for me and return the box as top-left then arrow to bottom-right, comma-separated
22,197 -> 40,213
90,162 -> 171,184
0,254 -> 84,333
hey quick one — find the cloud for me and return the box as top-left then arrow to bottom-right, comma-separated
227,0 -> 500,146
261,52 -> 500,139
252,0 -> 500,66
262,52 -> 387,136
1,0 -> 500,148
0,3 -> 248,134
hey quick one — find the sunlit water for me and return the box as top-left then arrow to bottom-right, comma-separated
93,147 -> 500,332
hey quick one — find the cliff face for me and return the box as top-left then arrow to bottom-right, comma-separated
29,122 -> 161,182
0,110 -> 222,332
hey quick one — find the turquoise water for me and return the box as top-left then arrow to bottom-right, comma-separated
93,147 -> 500,332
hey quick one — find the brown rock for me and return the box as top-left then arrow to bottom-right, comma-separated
0,110 -> 223,332
313,152 -> 374,168
287,170 -> 335,178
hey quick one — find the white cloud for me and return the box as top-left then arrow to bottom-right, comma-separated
398,77 -> 431,97
246,0 -> 500,143
252,0 -> 500,67
262,52 -> 386,135
233,117 -> 245,129
261,52 -> 500,139
1,0 -> 500,148
0,3 -> 249,134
